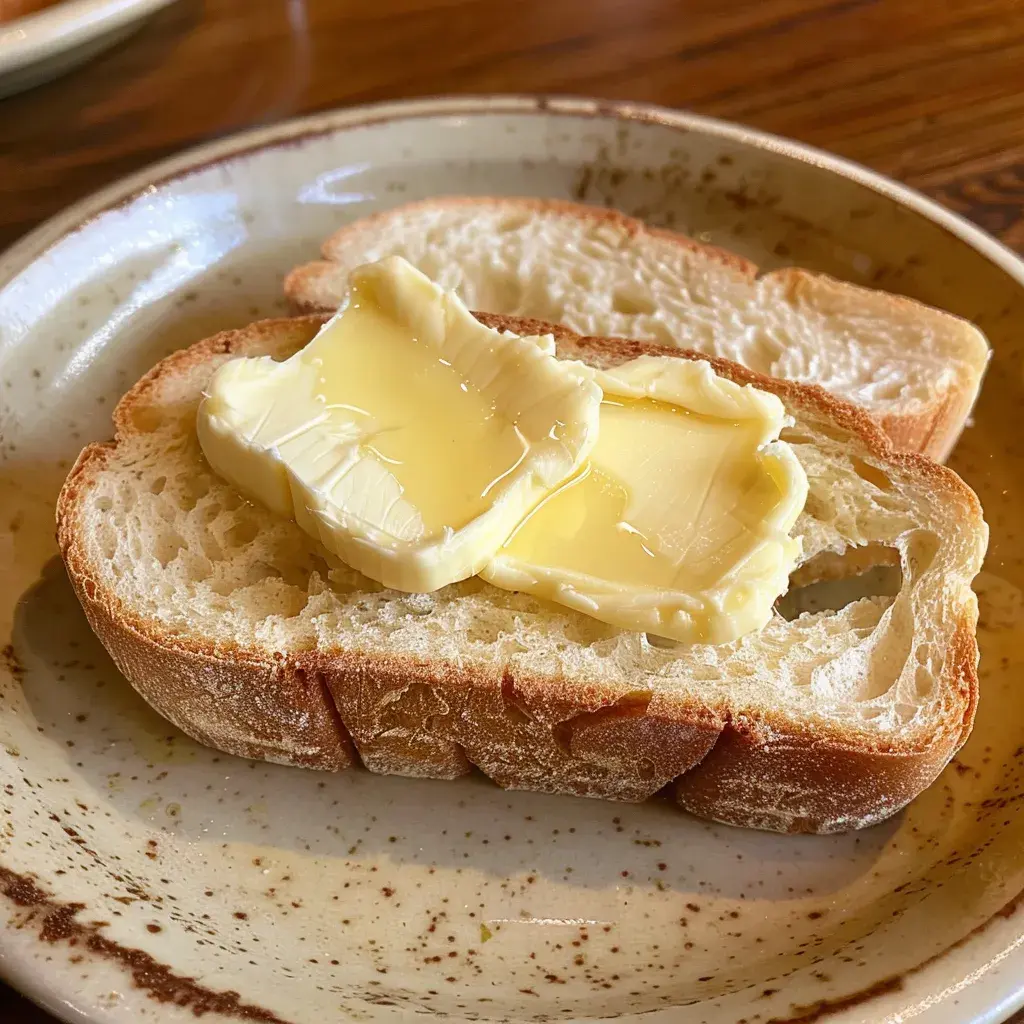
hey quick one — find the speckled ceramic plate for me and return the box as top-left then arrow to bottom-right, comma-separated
2,96 -> 1023,1024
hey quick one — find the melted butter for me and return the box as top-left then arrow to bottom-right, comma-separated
267,298 -> 530,535
503,398 -> 787,594
197,257 -> 601,593
481,359 -> 808,644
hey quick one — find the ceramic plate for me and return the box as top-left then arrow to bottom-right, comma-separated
1,96 -> 1023,1024
0,0 -> 176,98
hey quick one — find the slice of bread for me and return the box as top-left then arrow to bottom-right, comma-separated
56,315 -> 987,833
284,197 -> 991,461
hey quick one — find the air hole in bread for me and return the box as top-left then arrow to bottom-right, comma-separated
914,666 -> 934,698
150,497 -> 176,524
779,429 -> 816,446
850,456 -> 892,492
97,524 -> 116,560
789,544 -> 900,589
275,557 -> 327,592
224,516 -> 260,549
307,552 -> 333,578
179,550 -> 212,581
118,480 -> 138,512
177,474 -> 210,510
152,528 -> 184,568
905,531 -> 940,579
646,633 -> 681,649
550,690 -> 653,755
324,567 -> 373,596
149,475 -> 167,495
894,701 -> 917,721
612,289 -> 656,317
776,546 -> 902,620
496,211 -> 530,233
278,589 -> 310,620
785,421 -> 852,445
220,490 -> 244,512
130,406 -> 165,433
801,492 -> 829,523
199,532 -> 224,563
500,670 -> 534,726
570,266 -> 592,290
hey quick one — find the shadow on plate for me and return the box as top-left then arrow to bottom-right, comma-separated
10,556 -> 903,905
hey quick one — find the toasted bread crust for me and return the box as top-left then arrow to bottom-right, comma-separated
671,618 -> 979,832
56,315 -> 983,833
283,196 -> 988,460
57,439 -> 359,772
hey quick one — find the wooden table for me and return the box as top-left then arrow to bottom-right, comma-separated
1,0 -> 1022,1020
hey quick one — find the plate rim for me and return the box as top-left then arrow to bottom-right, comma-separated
3,94 -> 1024,291
0,0 -> 176,74
1,93 -> 1023,1024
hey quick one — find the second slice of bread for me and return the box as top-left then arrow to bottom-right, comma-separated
285,197 -> 991,460
57,315 -> 987,833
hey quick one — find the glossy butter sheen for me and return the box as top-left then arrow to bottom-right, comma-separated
196,257 -> 602,592
481,356 -> 809,643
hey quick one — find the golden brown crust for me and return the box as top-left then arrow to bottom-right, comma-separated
766,264 -> 985,461
57,436 -> 358,772
283,196 -> 988,459
673,615 -> 980,833
56,314 -> 983,832
309,650 -> 724,799
283,261 -> 339,314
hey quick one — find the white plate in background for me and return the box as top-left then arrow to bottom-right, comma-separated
0,0 -> 176,98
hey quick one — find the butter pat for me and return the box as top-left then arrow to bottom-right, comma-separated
197,257 -> 602,592
481,356 -> 808,644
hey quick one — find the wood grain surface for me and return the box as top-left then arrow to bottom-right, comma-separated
1,0 -> 1023,1021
